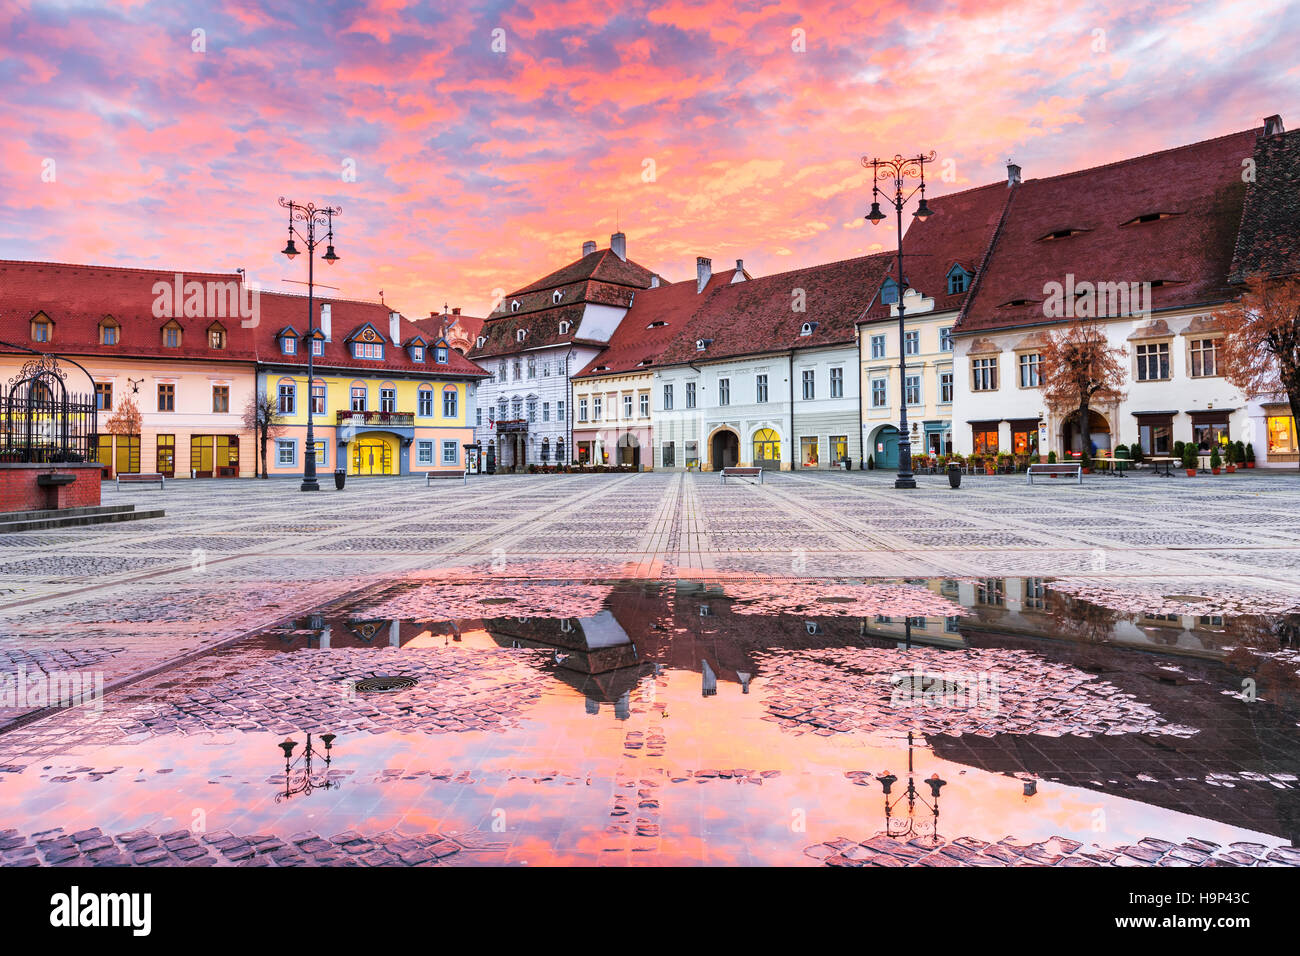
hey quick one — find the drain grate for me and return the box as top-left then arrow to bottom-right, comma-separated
353,676 -> 419,694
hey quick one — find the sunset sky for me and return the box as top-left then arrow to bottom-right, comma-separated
2,0 -> 1297,317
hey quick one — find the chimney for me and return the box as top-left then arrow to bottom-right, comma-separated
696,256 -> 712,294
650,274 -> 660,288
582,240 -> 597,256
1007,162 -> 1022,187
1264,114 -> 1285,136
452,307 -> 461,315
611,232 -> 627,261
732,259 -> 746,283
320,303 -> 332,341
389,310 -> 401,344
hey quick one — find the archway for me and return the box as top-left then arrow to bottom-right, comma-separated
351,436 -> 394,475
869,425 -> 899,469
710,429 -> 739,470
752,428 -> 782,470
1061,410 -> 1111,455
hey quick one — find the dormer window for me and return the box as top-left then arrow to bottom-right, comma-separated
1037,229 -> 1088,241
412,346 -> 424,362
282,336 -> 297,355
510,300 -> 521,312
696,338 -> 711,351
946,265 -> 973,295
881,277 -> 906,305
1121,212 -> 1181,226
353,341 -> 384,359
435,346 -> 448,363
647,320 -> 667,329
593,364 -> 609,372
516,328 -> 527,342
162,319 -> 182,349
552,290 -> 563,304
207,323 -> 226,350
800,321 -> 817,336
559,320 -> 571,335
98,317 -> 120,345
31,313 -> 53,343
998,298 -> 1037,308
476,336 -> 486,349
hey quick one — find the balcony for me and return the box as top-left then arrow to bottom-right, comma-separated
336,410 -> 415,427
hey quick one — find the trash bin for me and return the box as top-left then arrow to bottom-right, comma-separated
947,464 -> 962,489
334,468 -> 346,490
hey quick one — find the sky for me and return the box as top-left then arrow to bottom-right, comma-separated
1,0 -> 1297,318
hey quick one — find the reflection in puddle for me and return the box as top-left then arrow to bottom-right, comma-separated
1,577 -> 1297,866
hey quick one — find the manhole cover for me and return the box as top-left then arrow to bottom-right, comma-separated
353,676 -> 419,694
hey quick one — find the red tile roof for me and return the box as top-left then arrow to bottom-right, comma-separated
957,127 -> 1262,334
510,247 -> 657,296
0,258 -> 489,378
859,182 -> 1013,325
653,254 -> 894,367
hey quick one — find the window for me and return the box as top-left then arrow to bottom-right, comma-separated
940,371 -> 953,404
904,330 -> 919,356
312,439 -> 327,469
1189,338 -> 1220,377
156,434 -> 175,476
157,383 -> 175,412
623,394 -> 633,419
940,327 -> 953,352
798,369 -> 813,400
498,362 -> 506,383
99,319 -> 119,345
972,357 -> 998,391
904,374 -> 921,406
881,277 -> 900,305
95,382 -> 112,411
542,361 -> 550,377
800,436 -> 819,467
498,399 -> 507,421
1018,352 -> 1042,388
542,402 -> 550,422
512,359 -> 522,380
32,316 -> 52,342
353,341 -> 383,360
278,382 -> 296,415
871,378 -> 887,408
418,387 -> 434,417
310,381 -> 326,415
527,356 -> 536,378
512,398 -> 522,419
416,440 -> 434,465
212,385 -> 229,413
1136,342 -> 1170,381
442,440 -> 459,465
685,440 -> 698,467
972,424 -> 999,455
870,334 -> 886,359
282,336 -> 297,355
556,400 -> 564,421
435,347 -> 448,364
476,408 -> 482,427
351,385 -> 367,411
311,338 -> 324,356
527,399 -> 537,423
163,322 -> 181,348
1138,416 -> 1173,456
593,396 -> 602,420
718,378 -> 730,406
686,382 -> 696,408
947,268 -> 970,295
276,439 -> 296,466
830,435 -> 847,463
662,442 -> 675,467
1267,414 -> 1296,454
662,385 -> 673,411
830,367 -> 844,398
556,437 -> 564,462
443,387 -> 458,418
412,346 -> 424,362
639,393 -> 649,417
579,397 -> 589,422
208,327 -> 226,350
380,388 -> 396,413
1011,419 -> 1039,455
540,439 -> 550,461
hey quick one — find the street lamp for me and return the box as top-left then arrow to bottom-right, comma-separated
274,732 -> 339,802
862,151 -> 937,489
278,197 -> 341,492
876,731 -> 947,842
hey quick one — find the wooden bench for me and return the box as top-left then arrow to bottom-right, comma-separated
116,473 -> 166,490
425,470 -> 468,486
720,466 -> 764,485
1026,463 -> 1081,485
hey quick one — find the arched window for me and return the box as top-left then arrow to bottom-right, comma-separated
442,385 -> 459,419
30,312 -> 53,343
541,437 -> 551,461
99,316 -> 120,345
161,320 -> 182,349
556,438 -> 565,463
276,377 -> 297,415
418,384 -> 434,417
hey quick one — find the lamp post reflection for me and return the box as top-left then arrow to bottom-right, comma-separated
275,733 -> 339,803
876,732 -> 947,843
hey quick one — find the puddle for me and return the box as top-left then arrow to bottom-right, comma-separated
1,577 -> 1298,866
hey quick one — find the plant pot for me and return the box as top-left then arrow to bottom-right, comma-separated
947,467 -> 961,489
1226,465 -> 1236,473
1212,467 -> 1221,475
334,469 -> 346,490
1186,469 -> 1196,477
1247,462 -> 1255,468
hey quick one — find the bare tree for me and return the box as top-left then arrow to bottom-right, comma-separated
1214,275 -> 1300,469
241,392 -> 285,479
1038,320 -> 1128,464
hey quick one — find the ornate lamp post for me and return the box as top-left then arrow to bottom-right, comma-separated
876,732 -> 947,842
863,152 -> 937,489
274,733 -> 338,802
278,198 -> 341,492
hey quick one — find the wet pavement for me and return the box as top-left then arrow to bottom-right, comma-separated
2,575 -> 1297,866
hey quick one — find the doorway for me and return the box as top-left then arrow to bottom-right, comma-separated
710,429 -> 739,470
352,437 -> 393,475
752,429 -> 781,470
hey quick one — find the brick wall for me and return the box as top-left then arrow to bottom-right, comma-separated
0,464 -> 103,514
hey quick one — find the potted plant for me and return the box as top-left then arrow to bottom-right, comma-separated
1047,451 -> 1057,464
1245,443 -> 1256,467
1080,449 -> 1093,474
1234,440 -> 1246,468
1210,445 -> 1221,475
1174,440 -> 1186,462
1223,443 -> 1236,473
1183,443 -> 1198,476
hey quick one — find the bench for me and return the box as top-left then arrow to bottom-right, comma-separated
720,466 -> 764,485
426,470 -> 468,486
1026,463 -> 1081,485
116,473 -> 166,490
